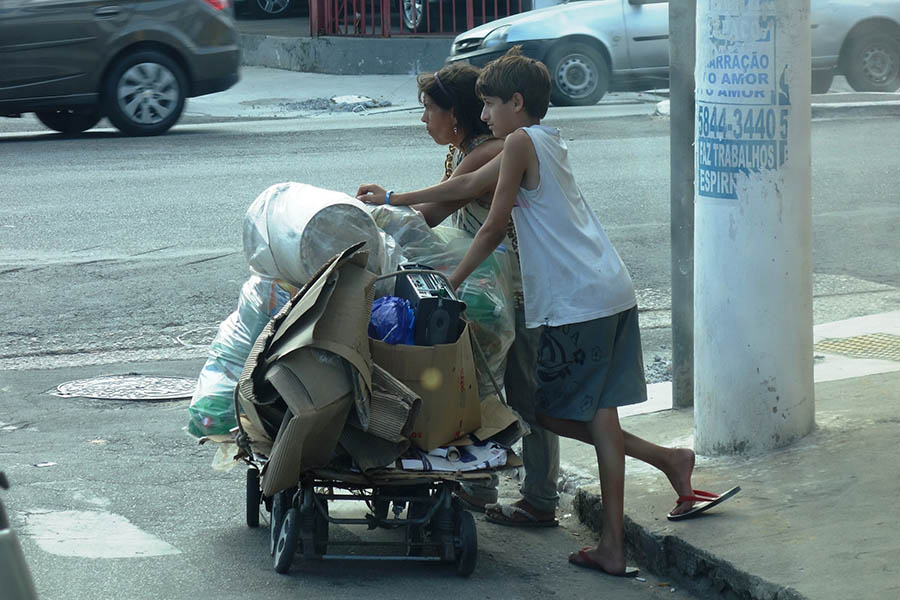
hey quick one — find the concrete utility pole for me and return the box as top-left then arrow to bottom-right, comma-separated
669,0 -> 696,409
693,0 -> 814,454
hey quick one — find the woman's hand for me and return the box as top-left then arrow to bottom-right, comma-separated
356,184 -> 387,204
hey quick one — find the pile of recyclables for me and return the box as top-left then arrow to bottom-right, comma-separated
190,183 -> 529,575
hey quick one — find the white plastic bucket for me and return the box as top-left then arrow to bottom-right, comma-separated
243,182 -> 383,286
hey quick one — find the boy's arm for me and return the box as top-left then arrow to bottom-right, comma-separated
356,153 -> 502,206
412,139 -> 503,225
449,130 -> 534,289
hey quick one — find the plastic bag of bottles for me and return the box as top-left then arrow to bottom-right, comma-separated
187,274 -> 297,437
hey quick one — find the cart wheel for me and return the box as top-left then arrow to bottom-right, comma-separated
273,508 -> 300,574
454,511 -> 477,577
246,468 -> 261,528
406,499 -> 427,556
373,498 -> 390,521
269,488 -> 293,556
314,496 -> 329,556
433,506 -> 457,561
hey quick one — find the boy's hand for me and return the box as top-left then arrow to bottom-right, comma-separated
356,184 -> 387,204
448,272 -> 462,292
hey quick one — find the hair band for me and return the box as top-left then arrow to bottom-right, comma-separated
434,73 -> 455,105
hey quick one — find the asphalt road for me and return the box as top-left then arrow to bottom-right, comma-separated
1,110 -> 898,372
2,359 -> 704,600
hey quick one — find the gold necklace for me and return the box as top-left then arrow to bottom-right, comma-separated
443,144 -> 457,179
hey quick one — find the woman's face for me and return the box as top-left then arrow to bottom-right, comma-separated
421,93 -> 459,146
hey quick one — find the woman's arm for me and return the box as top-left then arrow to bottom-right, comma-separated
411,138 -> 503,226
356,150 -> 503,208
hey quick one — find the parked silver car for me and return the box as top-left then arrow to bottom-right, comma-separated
447,0 -> 900,106
0,0 -> 241,135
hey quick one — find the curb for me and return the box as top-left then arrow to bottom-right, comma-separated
573,487 -> 808,600
239,32 -> 451,75
811,100 -> 900,119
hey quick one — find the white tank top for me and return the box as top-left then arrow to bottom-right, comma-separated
513,125 -> 636,328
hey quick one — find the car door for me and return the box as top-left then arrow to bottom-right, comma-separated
621,0 -> 669,73
0,0 -> 134,103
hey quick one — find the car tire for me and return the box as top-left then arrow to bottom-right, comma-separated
35,109 -> 101,134
842,31 -> 900,93
103,50 -> 187,136
399,0 -> 431,32
545,42 -> 610,106
250,0 -> 292,18
811,69 -> 834,94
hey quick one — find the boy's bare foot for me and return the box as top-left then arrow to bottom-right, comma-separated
665,448 -> 696,517
568,543 -> 635,577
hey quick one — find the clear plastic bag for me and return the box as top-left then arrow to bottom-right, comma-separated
187,274 -> 297,437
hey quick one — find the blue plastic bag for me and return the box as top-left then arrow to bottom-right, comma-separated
369,296 -> 416,345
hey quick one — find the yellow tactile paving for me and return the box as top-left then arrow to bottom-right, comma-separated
814,333 -> 900,362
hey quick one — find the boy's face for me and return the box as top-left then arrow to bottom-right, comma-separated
480,94 -> 520,139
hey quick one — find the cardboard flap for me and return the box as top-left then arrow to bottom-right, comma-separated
267,275 -> 336,356
265,249 -> 375,397
268,349 -> 355,415
260,397 -> 353,497
339,425 -> 408,472
472,393 -> 530,446
269,242 -> 366,350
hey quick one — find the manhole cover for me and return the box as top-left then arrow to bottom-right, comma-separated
54,375 -> 197,401
814,333 -> 900,362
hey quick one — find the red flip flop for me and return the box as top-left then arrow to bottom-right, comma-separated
568,548 -> 639,577
667,485 -> 741,521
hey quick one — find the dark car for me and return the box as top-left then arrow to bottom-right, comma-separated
0,0 -> 241,136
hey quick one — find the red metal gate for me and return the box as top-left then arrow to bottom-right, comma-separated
310,0 -> 528,37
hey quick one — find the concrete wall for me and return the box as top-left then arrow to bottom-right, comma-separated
240,34 -> 452,75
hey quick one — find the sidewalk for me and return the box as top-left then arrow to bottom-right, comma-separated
187,64 -> 900,124
558,311 -> 900,600
184,65 -> 665,121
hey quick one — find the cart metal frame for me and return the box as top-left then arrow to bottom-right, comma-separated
246,465 -> 485,576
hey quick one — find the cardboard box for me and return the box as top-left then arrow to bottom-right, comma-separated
370,321 -> 481,451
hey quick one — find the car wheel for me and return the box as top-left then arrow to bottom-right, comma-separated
545,42 -> 610,106
103,50 -> 186,136
35,109 -> 101,134
842,31 -> 900,92
399,0 -> 425,32
251,0 -> 291,18
811,69 -> 834,94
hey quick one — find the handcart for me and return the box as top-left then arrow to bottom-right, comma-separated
231,263 -> 518,578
